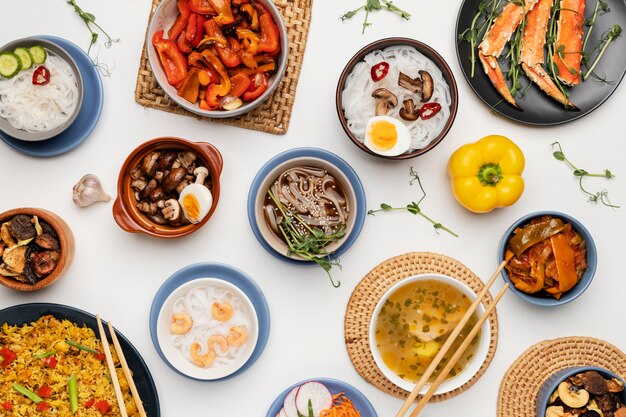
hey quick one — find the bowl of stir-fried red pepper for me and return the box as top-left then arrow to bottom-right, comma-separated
147,0 -> 287,117
499,211 -> 597,307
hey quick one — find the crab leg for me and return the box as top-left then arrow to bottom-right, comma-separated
478,0 -> 540,108
553,0 -> 586,85
520,0 -> 577,108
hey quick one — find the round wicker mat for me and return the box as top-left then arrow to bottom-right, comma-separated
498,337 -> 626,417
344,252 -> 500,402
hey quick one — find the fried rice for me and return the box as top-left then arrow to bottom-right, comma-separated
0,315 -> 139,416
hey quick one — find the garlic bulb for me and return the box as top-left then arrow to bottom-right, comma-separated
72,174 -> 111,207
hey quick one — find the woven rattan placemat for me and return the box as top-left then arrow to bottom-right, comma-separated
498,337 -> 626,417
344,252 -> 500,402
135,0 -> 311,135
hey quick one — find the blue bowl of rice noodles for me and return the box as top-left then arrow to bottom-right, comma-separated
0,37 -> 84,142
336,38 -> 458,160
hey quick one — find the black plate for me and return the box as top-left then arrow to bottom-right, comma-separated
0,303 -> 160,417
455,0 -> 626,125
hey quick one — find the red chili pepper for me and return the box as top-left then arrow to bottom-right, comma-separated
1,401 -> 12,411
32,65 -> 51,85
0,347 -> 17,367
94,400 -> 110,414
242,72 -> 268,101
152,30 -> 188,86
419,102 -> 442,120
38,386 -> 53,398
36,401 -> 50,411
43,356 -> 57,369
186,13 -> 205,47
168,0 -> 192,40
85,398 -> 95,409
370,62 -> 389,82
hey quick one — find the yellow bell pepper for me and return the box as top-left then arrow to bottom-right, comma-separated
447,135 -> 525,213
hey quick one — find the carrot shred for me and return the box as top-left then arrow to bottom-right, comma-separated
319,393 -> 361,417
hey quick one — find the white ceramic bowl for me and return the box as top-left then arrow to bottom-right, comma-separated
156,278 -> 259,380
369,273 -> 491,394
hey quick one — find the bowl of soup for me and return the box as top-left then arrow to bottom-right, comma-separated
369,274 -> 491,394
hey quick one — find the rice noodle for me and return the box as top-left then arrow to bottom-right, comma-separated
341,46 -> 452,152
0,54 -> 79,133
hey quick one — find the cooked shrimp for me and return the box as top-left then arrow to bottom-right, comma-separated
211,301 -> 233,322
190,342 -> 216,368
207,334 -> 229,354
226,326 -> 248,347
170,313 -> 193,334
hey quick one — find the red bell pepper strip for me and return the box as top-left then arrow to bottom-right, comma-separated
232,0 -> 251,5
32,66 -> 51,85
0,347 -> 17,367
177,30 -> 193,54
204,84 -> 222,109
168,0 -> 191,40
178,68 -> 202,103
189,0 -> 215,14
152,30 -> 188,86
36,402 -> 50,411
229,61 -> 275,77
43,356 -> 57,369
255,3 -> 280,54
1,402 -> 11,411
243,72 -> 268,101
203,20 -> 241,67
85,398 -> 95,409
207,0 -> 235,25
186,13 -> 206,47
198,49 -> 231,96
94,400 -> 110,414
236,29 -> 260,54
240,4 -> 259,30
38,386 -> 53,399
229,73 -> 251,97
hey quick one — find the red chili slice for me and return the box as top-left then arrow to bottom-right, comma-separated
419,102 -> 442,120
38,386 -> 53,398
44,356 -> 57,369
32,66 -> 51,86
85,398 -> 95,409
370,62 -> 389,82
36,401 -> 50,411
1,402 -> 12,411
94,352 -> 106,361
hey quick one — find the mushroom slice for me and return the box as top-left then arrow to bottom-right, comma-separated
2,246 -> 27,274
559,381 -> 591,408
10,215 -> 36,241
419,70 -> 434,102
546,406 -> 568,417
1,222 -> 16,247
162,199 -> 181,222
141,151 -> 161,177
583,371 -> 610,396
398,72 -> 423,94
0,264 -> 20,277
371,88 -> 398,116
35,234 -> 60,251
549,389 -> 560,404
606,379 -> 624,393
399,99 -> 419,121
162,168 -> 188,193
587,399 -> 605,417
31,251 -> 60,277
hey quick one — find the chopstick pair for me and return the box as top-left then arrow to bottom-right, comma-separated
96,315 -> 147,417
394,261 -> 510,417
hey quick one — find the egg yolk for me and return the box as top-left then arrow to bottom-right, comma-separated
182,193 -> 201,222
368,120 -> 398,150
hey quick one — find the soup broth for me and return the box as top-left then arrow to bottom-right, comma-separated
374,279 -> 481,383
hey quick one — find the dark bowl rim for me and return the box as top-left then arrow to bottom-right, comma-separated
335,37 -> 459,160
498,210 -> 597,307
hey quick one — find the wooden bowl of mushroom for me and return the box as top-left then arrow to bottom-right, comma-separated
0,207 -> 75,291
113,137 -> 223,238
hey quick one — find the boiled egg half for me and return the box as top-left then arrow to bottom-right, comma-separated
364,116 -> 412,157
179,183 -> 213,224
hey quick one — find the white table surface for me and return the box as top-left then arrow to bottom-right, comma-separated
1,1 -> 625,416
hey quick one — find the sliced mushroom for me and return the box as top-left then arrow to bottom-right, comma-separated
549,389 -> 561,404
141,151 -> 161,177
162,168 -> 188,193
419,70 -> 434,102
2,246 -> 27,274
139,179 -> 158,199
130,166 -> 143,180
583,371 -> 610,396
372,88 -> 398,116
559,381 -> 591,408
35,234 -> 59,251
157,150 -> 179,172
193,166 -> 209,185
10,215 -> 36,241
1,222 -> 16,247
546,406 -> 568,417
39,221 -> 57,238
399,99 -> 419,121
175,179 -> 191,194
587,400 -> 605,417
0,264 -> 20,277
136,201 -> 158,215
398,72 -> 423,94
149,188 -> 166,202
177,151 -> 197,172
162,199 -> 181,222
607,379 -> 624,393
31,250 -> 60,277
130,178 -> 148,191
147,213 -> 168,225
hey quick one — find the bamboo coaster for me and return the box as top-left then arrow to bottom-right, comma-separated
498,336 -> 626,417
134,0 -> 311,135
344,252 -> 500,402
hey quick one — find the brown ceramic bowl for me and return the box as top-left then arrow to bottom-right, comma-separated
0,208 -> 75,291
336,37 -> 458,160
113,137 -> 223,238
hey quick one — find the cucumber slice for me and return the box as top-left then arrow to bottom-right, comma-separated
0,52 -> 22,79
13,48 -> 33,70
29,46 -> 47,65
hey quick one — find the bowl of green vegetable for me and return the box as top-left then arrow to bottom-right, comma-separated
0,37 -> 84,141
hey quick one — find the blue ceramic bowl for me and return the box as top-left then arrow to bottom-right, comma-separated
498,211 -> 597,307
536,366 -> 626,417
265,377 -> 377,417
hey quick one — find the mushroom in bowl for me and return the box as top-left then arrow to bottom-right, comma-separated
146,0 -> 288,117
113,137 -> 223,238
0,208 -> 75,291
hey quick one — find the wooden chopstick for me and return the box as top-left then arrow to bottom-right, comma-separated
394,260 -> 507,417
408,283 -> 510,417
107,321 -> 148,417
96,315 -> 129,417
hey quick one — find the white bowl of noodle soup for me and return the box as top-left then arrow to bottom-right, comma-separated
336,38 -> 458,160
156,278 -> 259,380
0,37 -> 83,141
252,155 -> 358,262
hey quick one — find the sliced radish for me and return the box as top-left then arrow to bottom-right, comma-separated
276,408 -> 288,417
283,386 -> 300,417
295,381 -> 333,417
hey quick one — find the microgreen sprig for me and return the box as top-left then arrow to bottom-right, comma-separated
367,167 -> 459,237
583,24 -> 622,80
458,0 -> 503,78
341,0 -> 411,34
551,142 -> 619,208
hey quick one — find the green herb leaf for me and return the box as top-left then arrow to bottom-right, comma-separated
553,151 -> 565,161
341,0 -> 410,33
